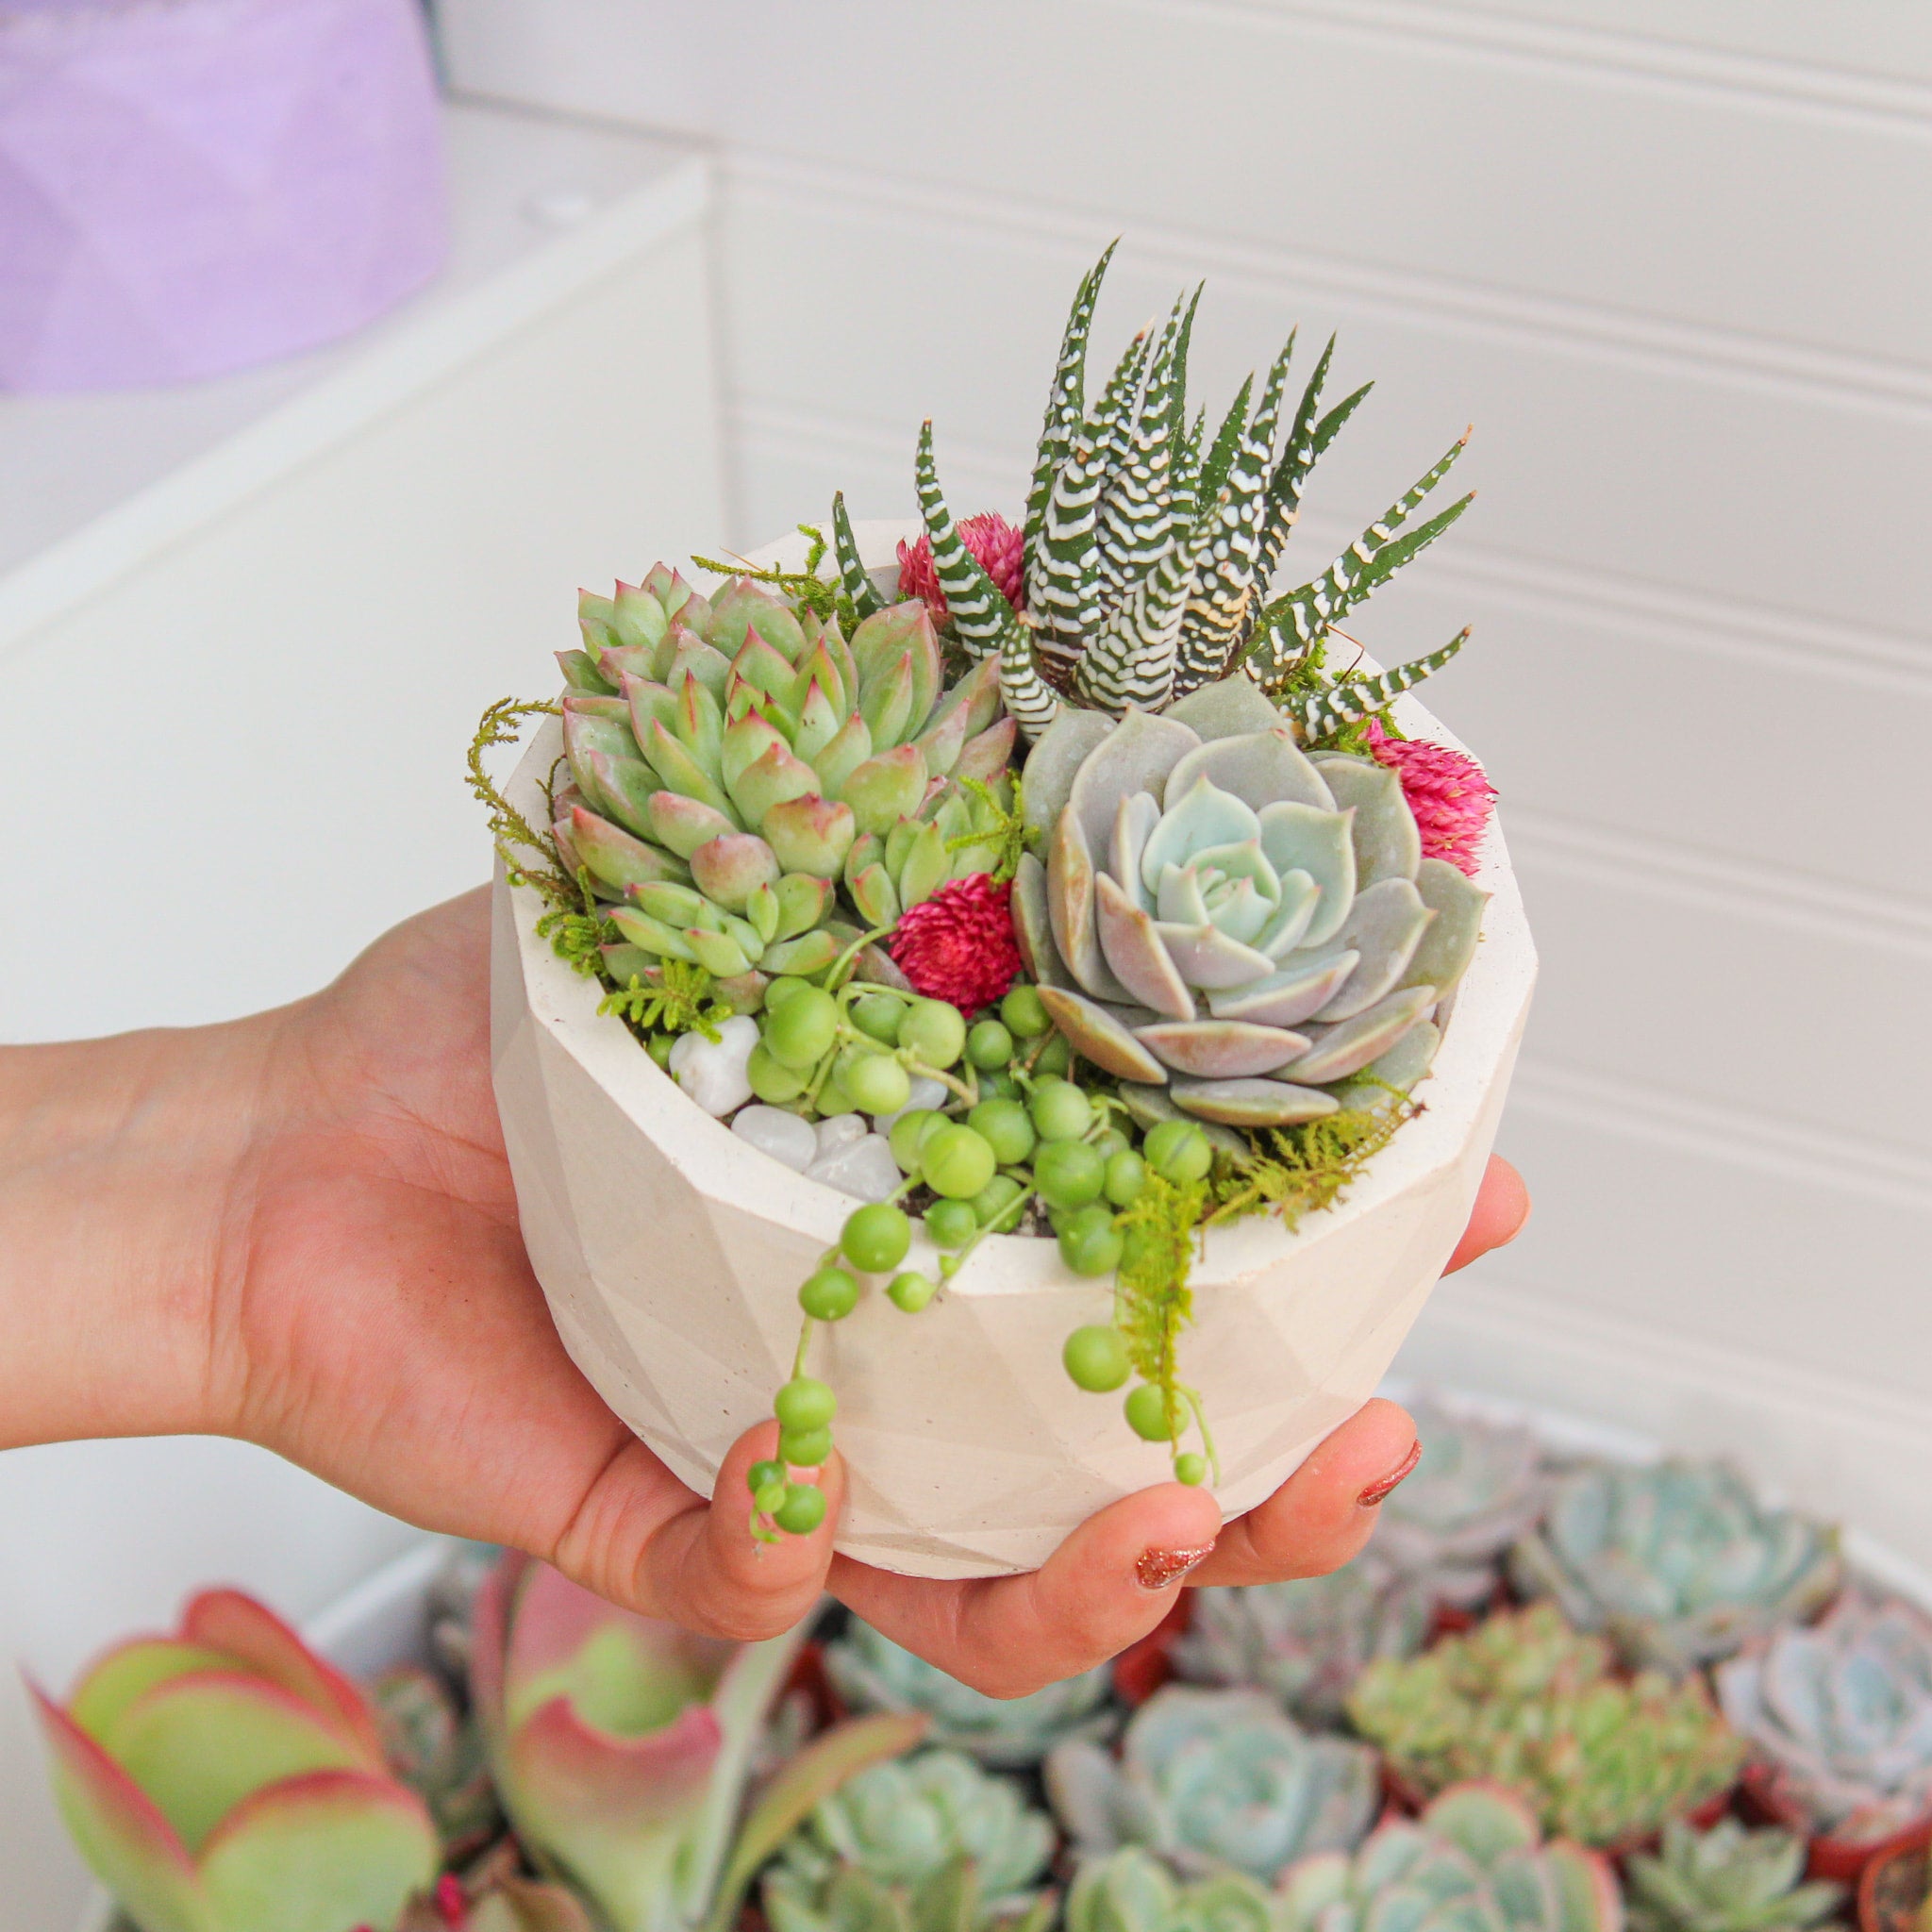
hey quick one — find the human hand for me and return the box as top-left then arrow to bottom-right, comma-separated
0,888 -> 1528,1696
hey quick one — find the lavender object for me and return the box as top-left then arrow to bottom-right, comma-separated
0,0 -> 446,391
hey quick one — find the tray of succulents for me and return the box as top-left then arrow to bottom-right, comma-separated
475,246 -> 1537,1579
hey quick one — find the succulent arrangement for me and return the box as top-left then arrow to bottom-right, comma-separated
1511,1458 -> 1842,1677
58,1431 -> 1930,1932
1717,1589 -> 1932,1846
471,245 -> 1507,1516
1346,1603 -> 1746,1848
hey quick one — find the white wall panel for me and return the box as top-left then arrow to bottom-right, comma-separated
443,0 -> 1932,372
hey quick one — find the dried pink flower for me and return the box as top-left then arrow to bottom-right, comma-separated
1366,720 -> 1498,878
896,511 -> 1025,623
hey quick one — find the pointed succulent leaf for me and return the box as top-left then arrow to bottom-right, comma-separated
925,653 -> 1004,741
1138,778 -> 1261,891
1026,240 -> 1116,575
1289,632 -> 1470,739
1313,758 -> 1422,887
908,428 -> 1029,667
1010,853 -> 1073,989
571,808 -> 690,892
1151,920 -> 1277,991
858,651 -> 917,751
675,673 -> 726,772
563,691 -> 630,726
744,884 -> 781,947
1205,954 -> 1358,1029
1135,1020 -> 1309,1078
639,563 -> 692,614
558,647 -> 617,696
631,881 -> 708,928
774,873 -> 832,941
644,719 -> 735,819
727,741 -> 820,829
661,629 -> 734,705
790,678 -> 845,768
1303,878 -> 1433,1020
1284,985 -> 1439,1083
999,622 -> 1062,741
690,834 -> 782,914
1166,729 -> 1335,815
563,708 -> 636,791
1094,291 -> 1193,613
710,580 -> 808,661
584,752 -> 660,841
1404,859 -> 1488,995
1094,874 -> 1195,1022
1019,709 -> 1115,841
912,697 -> 973,780
896,819 -> 953,909
687,928 -> 757,978
841,745 -> 929,839
1172,1078 -> 1340,1127
721,708 -> 788,793
1067,708 -> 1201,857
884,814 -> 922,879
831,491 -> 885,622
814,714 -> 876,802
1109,792 -> 1162,914
1074,524 -> 1189,715
622,673 -> 681,750
729,625 -> 801,708
1047,810 -> 1135,1003
646,790 -> 740,861
955,716 -> 1018,785
610,581 -> 671,654
608,908 -> 698,962
760,930 -> 841,977
1035,987 -> 1168,1083
760,795 -> 858,877
848,862 -> 902,931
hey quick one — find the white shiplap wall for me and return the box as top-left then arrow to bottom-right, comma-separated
441,2 -> 1932,1546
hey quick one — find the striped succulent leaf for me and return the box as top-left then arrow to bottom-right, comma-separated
1093,290 -> 1194,617
1254,335 -> 1372,588
1025,240 -> 1115,608
830,491 -> 884,622
1190,375 -> 1254,535
1246,434 -> 1474,682
1074,524 -> 1190,713
1032,428 -> 1107,676
1281,630 -> 1469,737
1174,336 -> 1296,693
1171,404 -> 1208,533
915,422 -> 1028,662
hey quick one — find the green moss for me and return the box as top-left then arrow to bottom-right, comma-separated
690,524 -> 857,629
1208,1091 -> 1419,1233
600,960 -> 731,1044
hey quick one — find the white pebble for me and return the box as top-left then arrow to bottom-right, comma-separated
667,1015 -> 758,1118
874,1075 -> 948,1135
813,1112 -> 868,1158
806,1133 -> 902,1203
730,1105 -> 818,1173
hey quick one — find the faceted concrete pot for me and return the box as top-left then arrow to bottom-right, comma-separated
0,0 -> 445,391
490,523 -> 1538,1580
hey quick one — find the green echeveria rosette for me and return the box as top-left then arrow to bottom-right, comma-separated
555,563 -> 1013,1000
763,1748 -> 1056,1932
1345,1604 -> 1745,1850
1045,1684 -> 1378,1884
1008,690 -> 1486,1129
1623,1820 -> 1843,1932
1169,1562 -> 1430,1728
1063,1847 -> 1287,1932
1276,1783 -> 1621,1932
1716,1587 -> 1932,1844
825,1619 -> 1117,1769
1509,1458 -> 1842,1678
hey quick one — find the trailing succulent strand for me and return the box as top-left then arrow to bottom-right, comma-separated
915,247 -> 1474,742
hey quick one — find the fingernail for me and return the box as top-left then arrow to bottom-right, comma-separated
1357,1440 -> 1422,1508
1136,1541 -> 1216,1591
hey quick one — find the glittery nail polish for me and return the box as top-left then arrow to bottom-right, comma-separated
1136,1541 -> 1216,1590
1357,1440 -> 1422,1508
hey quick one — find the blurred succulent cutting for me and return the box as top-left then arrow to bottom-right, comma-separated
1510,1458 -> 1842,1677
1346,1603 -> 1746,1849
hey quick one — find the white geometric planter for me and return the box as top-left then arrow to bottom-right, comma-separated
490,525 -> 1538,1580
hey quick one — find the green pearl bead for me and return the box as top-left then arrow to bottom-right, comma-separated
888,1270 -> 937,1312
1124,1383 -> 1176,1442
773,1377 -> 837,1432
1174,1454 -> 1208,1487
798,1267 -> 860,1321
747,1457 -> 787,1495
1062,1324 -> 1130,1392
1000,983 -> 1050,1038
778,1425 -> 833,1467
774,1482 -> 827,1535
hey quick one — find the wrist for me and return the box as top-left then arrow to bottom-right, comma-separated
0,1012 -> 280,1447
